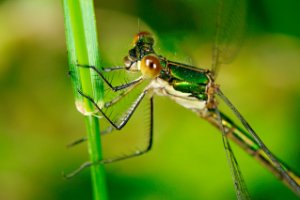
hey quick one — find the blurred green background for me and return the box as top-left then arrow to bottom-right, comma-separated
1,0 -> 300,199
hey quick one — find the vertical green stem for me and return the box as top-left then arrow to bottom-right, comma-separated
85,116 -> 107,200
63,0 -> 108,199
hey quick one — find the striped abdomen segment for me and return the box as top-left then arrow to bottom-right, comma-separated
204,111 -> 300,191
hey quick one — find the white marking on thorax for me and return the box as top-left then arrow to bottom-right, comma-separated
147,78 -> 207,112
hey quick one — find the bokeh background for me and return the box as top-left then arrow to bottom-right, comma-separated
1,0 -> 300,199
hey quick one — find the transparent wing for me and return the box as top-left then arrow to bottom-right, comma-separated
64,70 -> 154,178
214,108 -> 250,200
93,68 -> 153,162
216,88 -> 300,197
211,0 -> 247,78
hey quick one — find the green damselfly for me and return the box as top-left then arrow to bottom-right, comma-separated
66,1 -> 300,199
70,31 -> 300,199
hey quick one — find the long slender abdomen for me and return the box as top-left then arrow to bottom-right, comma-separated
204,110 -> 300,191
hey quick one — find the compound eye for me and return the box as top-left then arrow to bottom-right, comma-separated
133,31 -> 154,46
140,55 -> 162,78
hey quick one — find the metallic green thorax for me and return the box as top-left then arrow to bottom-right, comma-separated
130,32 -> 211,101
124,32 -> 300,193
158,58 -> 210,100
127,33 -> 300,195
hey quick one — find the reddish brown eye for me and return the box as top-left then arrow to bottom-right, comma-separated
133,31 -> 151,45
140,55 -> 162,78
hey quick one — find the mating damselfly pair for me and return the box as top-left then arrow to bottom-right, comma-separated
66,0 -> 300,199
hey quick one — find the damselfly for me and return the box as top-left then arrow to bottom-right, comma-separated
66,1 -> 300,199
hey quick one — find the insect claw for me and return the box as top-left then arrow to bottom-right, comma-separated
62,161 -> 92,179
66,137 -> 87,148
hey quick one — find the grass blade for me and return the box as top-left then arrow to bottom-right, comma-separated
62,0 -> 108,199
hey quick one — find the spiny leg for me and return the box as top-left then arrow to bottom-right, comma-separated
67,126 -> 114,148
77,64 -> 142,91
101,97 -> 154,164
64,91 -> 154,178
67,83 -> 143,148
78,88 -> 147,130
102,80 -> 144,109
213,108 -> 250,200
78,65 -> 125,72
216,88 -> 300,196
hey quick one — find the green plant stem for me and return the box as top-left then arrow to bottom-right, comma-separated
85,116 -> 107,200
63,0 -> 108,199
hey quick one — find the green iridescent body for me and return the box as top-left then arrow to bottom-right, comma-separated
70,14 -> 300,195
158,58 -> 210,101
151,55 -> 300,191
123,32 -> 300,193
156,57 -> 300,187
